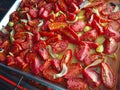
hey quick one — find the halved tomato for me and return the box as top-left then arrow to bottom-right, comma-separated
101,62 -> 115,88
52,40 -> 68,54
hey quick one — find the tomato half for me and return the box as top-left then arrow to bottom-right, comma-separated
52,40 -> 68,54
75,42 -> 90,61
101,62 -> 115,88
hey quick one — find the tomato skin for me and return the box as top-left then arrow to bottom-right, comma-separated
32,40 -> 46,53
61,49 -> 72,66
38,47 -> 50,60
103,37 -> 118,54
83,68 -> 101,87
75,42 -> 90,61
55,13 -> 66,22
43,68 -> 63,83
80,29 -> 98,42
104,25 -> 120,42
64,63 -> 83,79
28,19 -> 39,27
52,40 -> 68,54
66,12 -> 76,21
108,11 -> 120,20
15,56 -> 28,69
84,53 -> 104,66
60,26 -> 79,44
57,0 -> 68,12
29,8 -> 38,18
0,52 -> 6,62
71,20 -> 85,32
84,41 -> 98,49
10,43 -> 22,55
51,59 -> 61,72
48,22 -> 67,31
91,20 -> 104,35
101,62 -> 115,88
68,2 -> 80,14
6,55 -> 15,66
29,56 -> 41,75
67,78 -> 88,90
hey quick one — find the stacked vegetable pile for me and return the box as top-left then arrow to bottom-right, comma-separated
0,0 -> 120,89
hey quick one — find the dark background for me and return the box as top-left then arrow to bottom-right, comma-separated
0,0 -> 15,21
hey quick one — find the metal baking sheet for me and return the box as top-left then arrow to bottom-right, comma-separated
0,0 -> 66,89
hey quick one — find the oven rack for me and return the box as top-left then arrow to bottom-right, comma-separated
0,63 -> 66,90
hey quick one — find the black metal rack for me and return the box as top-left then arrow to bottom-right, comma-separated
0,63 -> 66,90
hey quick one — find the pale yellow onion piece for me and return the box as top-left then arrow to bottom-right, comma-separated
96,44 -> 104,53
53,63 -> 68,79
66,16 -> 78,24
95,35 -> 105,44
92,8 -> 100,16
8,52 -> 14,56
10,29 -> 15,43
47,45 -> 58,58
1,27 -> 9,34
38,20 -> 44,27
84,26 -> 91,32
113,5 -> 119,12
26,13 -> 31,20
8,21 -> 14,27
21,19 -> 28,23
0,49 -> 4,53
85,59 -> 103,69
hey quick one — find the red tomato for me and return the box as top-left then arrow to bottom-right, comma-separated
10,43 -> 22,55
80,29 -> 98,42
104,25 -> 120,42
67,78 -> 88,90
29,8 -> 38,18
45,0 -> 56,3
104,37 -> 118,54
38,47 -> 50,60
71,20 -> 85,32
84,41 -> 98,49
0,52 -> 6,62
6,55 -> 15,66
46,34 -> 61,45
32,40 -> 46,53
55,14 -> 66,22
61,49 -> 72,65
84,53 -> 104,66
74,42 -> 90,61
64,63 -> 83,79
39,60 -> 51,72
68,2 -> 80,13
101,62 -> 115,88
83,68 -> 101,87
48,22 -> 67,31
52,40 -> 68,54
29,56 -> 41,75
108,11 -> 120,20
101,4 -> 115,16
28,19 -> 39,27
43,68 -> 63,83
66,11 -> 76,21
91,20 -> 104,35
20,41 -> 30,50
60,26 -> 79,44
15,56 -> 28,69
57,0 -> 68,12
51,58 -> 61,72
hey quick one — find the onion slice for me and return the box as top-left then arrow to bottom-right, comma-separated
53,63 -> 68,79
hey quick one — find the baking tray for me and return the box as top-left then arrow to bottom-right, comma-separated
0,0 -> 120,90
0,0 -> 66,89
